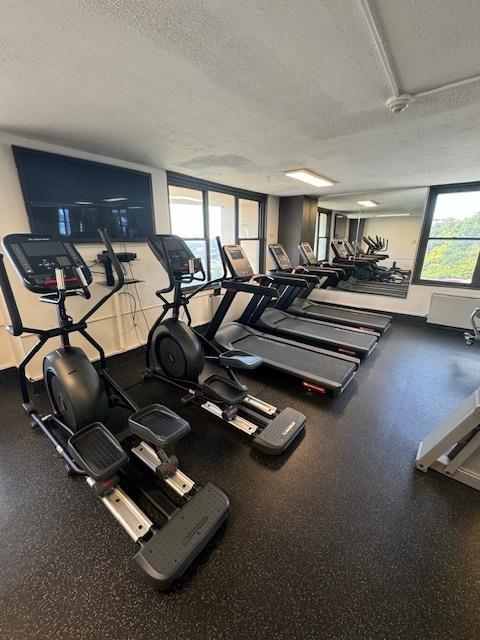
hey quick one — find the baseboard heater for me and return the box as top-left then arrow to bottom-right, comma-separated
427,293 -> 480,329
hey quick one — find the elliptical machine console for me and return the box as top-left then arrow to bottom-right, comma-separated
0,230 -> 229,589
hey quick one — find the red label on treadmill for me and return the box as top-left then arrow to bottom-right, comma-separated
338,348 -> 356,356
302,381 -> 326,394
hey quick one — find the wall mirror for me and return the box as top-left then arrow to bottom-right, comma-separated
316,188 -> 427,299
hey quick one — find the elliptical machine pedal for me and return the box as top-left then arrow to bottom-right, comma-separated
128,403 -> 190,446
68,422 -> 128,480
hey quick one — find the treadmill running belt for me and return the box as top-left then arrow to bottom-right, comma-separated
273,316 -> 377,350
300,303 -> 391,331
232,334 -> 355,388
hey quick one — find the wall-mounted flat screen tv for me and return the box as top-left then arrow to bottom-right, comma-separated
13,146 -> 155,242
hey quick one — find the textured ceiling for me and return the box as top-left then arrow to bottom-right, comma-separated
1,0 -> 480,197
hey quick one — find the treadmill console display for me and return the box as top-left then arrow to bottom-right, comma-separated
2,233 -> 92,293
149,235 -> 203,277
270,245 -> 292,270
223,245 -> 255,279
299,242 -> 317,264
330,240 -> 348,259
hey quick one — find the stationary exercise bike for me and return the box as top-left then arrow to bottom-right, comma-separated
0,230 -> 229,589
144,234 -> 306,455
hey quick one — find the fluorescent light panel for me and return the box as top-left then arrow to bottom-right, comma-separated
170,196 -> 202,202
376,213 -> 410,218
285,169 -> 334,188
102,197 -> 128,202
357,200 -> 378,208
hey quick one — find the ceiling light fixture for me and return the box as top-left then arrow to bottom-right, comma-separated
75,201 -> 94,205
376,213 -> 410,218
170,196 -> 202,202
284,169 -> 335,188
357,200 -> 378,208
102,197 -> 128,203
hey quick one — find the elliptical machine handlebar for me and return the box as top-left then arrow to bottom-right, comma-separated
98,228 -> 125,292
0,253 -> 23,336
81,228 -> 125,324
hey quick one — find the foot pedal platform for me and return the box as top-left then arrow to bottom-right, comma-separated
218,349 -> 262,370
68,423 -> 128,482
129,404 -> 190,447
134,483 -> 230,589
202,375 -> 247,405
253,407 -> 305,455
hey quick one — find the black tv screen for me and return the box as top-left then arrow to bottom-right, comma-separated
13,146 -> 155,242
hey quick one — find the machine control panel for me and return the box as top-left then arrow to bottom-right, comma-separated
299,242 -> 317,264
2,234 -> 92,293
223,244 -> 255,279
269,244 -> 293,270
149,235 -> 203,278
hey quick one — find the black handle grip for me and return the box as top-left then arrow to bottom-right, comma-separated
221,279 -> 278,298
0,254 -> 23,336
268,273 -> 311,288
98,228 -> 125,291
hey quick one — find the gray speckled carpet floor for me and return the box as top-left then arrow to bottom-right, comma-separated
0,321 -> 479,640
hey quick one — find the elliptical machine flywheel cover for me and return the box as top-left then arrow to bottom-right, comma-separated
152,319 -> 204,380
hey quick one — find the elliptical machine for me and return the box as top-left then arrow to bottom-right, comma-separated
0,230 -> 229,589
144,234 -> 306,455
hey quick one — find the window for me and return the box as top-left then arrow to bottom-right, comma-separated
413,183 -> 480,288
167,172 -> 266,284
239,198 -> 261,272
314,209 -> 330,260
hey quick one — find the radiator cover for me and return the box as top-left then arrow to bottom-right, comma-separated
427,293 -> 480,329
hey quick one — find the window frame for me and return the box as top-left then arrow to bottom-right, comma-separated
167,172 -> 267,282
412,182 -> 480,289
314,207 -> 332,260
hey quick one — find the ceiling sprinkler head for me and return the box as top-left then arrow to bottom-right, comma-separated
386,94 -> 412,113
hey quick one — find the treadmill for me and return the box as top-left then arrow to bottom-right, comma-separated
277,242 -> 392,335
222,244 -> 378,360
204,246 -> 359,397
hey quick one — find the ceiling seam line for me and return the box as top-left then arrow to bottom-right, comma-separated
358,0 -> 400,98
414,74 -> 480,98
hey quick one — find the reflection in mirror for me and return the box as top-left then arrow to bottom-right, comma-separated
317,188 -> 427,299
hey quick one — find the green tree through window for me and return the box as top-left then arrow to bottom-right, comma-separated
417,187 -> 480,287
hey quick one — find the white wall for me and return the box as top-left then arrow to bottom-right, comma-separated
362,216 -> 421,270
312,283 -> 480,318
0,133 -> 278,377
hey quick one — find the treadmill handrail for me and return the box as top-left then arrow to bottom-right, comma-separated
268,273 -> 311,288
269,267 -> 320,286
221,279 -> 279,298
